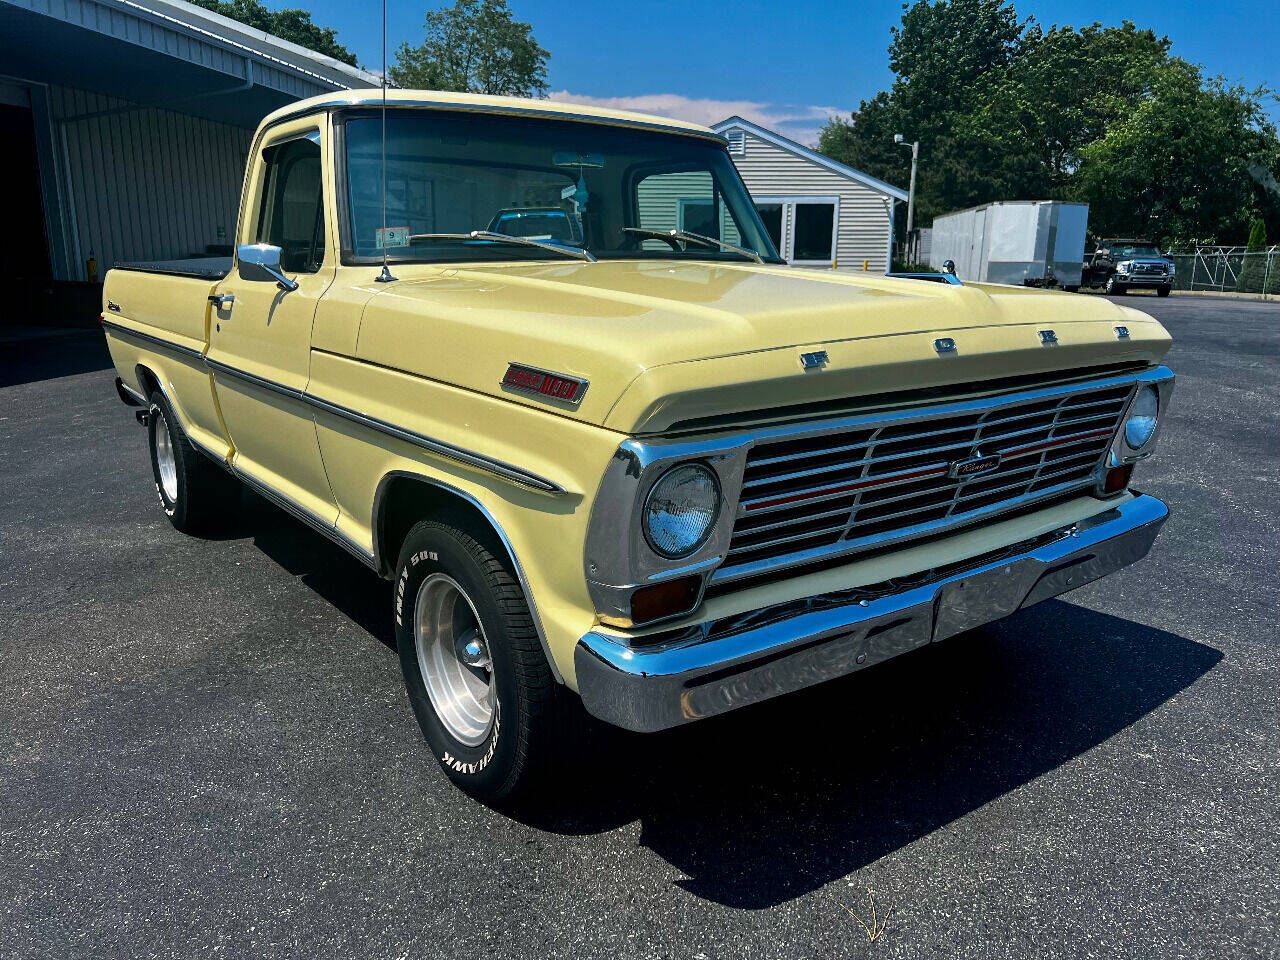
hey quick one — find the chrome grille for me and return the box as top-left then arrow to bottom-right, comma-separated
1130,262 -> 1167,277
722,383 -> 1133,579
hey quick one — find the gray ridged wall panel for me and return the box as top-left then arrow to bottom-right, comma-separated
52,84 -> 252,274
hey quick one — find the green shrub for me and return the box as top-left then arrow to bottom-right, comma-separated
1238,219 -> 1268,292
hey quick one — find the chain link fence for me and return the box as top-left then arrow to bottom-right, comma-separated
1165,247 -> 1280,297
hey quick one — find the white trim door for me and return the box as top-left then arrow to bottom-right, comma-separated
751,195 -> 840,267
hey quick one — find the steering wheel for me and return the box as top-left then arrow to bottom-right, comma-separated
621,228 -> 682,252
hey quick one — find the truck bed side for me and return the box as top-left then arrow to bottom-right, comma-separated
102,264 -> 231,462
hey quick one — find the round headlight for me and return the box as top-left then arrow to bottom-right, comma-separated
643,464 -> 721,559
1124,385 -> 1159,449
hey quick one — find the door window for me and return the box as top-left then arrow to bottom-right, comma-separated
254,133 -> 326,273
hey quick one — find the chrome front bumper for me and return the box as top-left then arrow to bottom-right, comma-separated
575,494 -> 1169,732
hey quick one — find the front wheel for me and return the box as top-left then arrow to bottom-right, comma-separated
1157,285 -> 1172,298
394,519 -> 575,804
1105,276 -> 1127,296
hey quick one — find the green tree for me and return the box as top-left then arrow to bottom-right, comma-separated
391,0 -> 549,97
1073,66 -> 1279,246
188,0 -> 358,66
819,0 -> 1026,224
819,0 -> 1280,247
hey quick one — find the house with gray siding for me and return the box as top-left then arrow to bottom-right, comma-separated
712,117 -> 906,274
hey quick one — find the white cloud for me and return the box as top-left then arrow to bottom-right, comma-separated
547,91 -> 847,147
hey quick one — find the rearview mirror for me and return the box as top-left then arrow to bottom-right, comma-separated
237,243 -> 299,291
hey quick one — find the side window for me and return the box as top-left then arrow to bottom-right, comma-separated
255,134 -> 325,273
634,170 -> 744,249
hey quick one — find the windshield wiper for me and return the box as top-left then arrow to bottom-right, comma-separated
621,227 -> 764,264
408,230 -> 597,263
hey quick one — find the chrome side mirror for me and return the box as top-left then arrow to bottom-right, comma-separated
237,243 -> 298,292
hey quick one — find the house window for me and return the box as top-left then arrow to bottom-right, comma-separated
727,130 -> 745,156
793,202 -> 836,262
752,197 -> 839,266
678,199 -> 717,237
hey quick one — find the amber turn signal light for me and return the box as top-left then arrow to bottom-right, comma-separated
1102,462 -> 1134,494
629,575 -> 702,625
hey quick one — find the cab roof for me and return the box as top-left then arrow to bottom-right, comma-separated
260,89 -> 722,141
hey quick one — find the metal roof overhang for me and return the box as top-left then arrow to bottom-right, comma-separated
0,0 -> 374,128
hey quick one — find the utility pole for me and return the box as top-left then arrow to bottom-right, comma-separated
894,134 -> 919,260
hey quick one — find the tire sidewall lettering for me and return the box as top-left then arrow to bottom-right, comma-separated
439,703 -> 501,777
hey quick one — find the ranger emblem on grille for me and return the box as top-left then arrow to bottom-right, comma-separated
948,450 -> 1002,479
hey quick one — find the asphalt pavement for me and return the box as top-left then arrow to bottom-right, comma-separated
1,293 -> 1276,958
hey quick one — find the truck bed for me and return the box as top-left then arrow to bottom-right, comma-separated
114,257 -> 232,280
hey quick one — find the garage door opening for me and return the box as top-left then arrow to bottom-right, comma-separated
0,101 -> 54,325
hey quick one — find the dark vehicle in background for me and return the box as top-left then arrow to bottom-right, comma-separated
1082,239 -> 1175,297
486,206 -> 583,245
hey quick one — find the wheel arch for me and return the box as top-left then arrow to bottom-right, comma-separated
372,470 -> 565,684
134,362 -> 162,399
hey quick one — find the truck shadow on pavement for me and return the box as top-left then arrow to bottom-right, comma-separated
519,601 -> 1220,910
236,491 -> 1220,911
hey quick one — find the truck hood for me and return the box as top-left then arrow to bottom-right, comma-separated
353,260 -> 1172,434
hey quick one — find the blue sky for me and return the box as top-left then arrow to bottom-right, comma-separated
306,0 -> 1278,144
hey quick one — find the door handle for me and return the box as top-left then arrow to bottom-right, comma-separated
209,294 -> 235,310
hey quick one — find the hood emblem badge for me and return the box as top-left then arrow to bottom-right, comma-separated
501,363 -> 588,405
1039,329 -> 1058,344
949,449 -> 1002,480
799,350 -> 829,370
934,337 -> 957,353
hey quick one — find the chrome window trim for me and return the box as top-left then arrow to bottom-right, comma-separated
105,321 -> 565,494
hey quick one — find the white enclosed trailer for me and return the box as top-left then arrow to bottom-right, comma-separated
929,200 -> 1089,288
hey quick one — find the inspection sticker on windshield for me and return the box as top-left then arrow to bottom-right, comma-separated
376,226 -> 410,249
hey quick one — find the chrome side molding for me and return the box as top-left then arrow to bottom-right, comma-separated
102,319 -> 565,495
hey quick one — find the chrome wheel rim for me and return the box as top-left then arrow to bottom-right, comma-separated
413,573 -> 495,747
152,409 -> 178,503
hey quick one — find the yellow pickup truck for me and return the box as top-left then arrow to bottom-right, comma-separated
103,90 -> 1174,802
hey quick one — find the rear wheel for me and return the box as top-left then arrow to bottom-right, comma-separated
146,388 -> 238,534
394,519 -> 577,804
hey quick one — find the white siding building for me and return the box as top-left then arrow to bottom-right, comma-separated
712,117 -> 906,274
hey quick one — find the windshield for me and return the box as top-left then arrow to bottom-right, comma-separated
1107,243 -> 1163,259
340,110 -> 781,265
